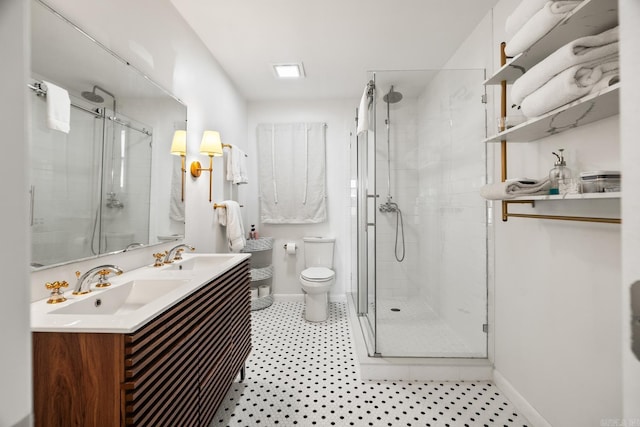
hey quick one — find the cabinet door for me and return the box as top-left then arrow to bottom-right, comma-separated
122,294 -> 204,426
198,261 -> 252,426
33,332 -> 123,427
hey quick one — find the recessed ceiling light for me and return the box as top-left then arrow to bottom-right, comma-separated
272,62 -> 305,79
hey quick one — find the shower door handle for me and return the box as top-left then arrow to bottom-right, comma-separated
367,194 -> 380,198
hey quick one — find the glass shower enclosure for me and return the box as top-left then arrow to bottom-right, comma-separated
351,69 -> 488,358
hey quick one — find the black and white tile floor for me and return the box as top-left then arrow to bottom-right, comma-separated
212,301 -> 529,427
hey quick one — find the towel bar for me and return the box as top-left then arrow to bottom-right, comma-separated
222,143 -> 248,157
213,203 -> 244,209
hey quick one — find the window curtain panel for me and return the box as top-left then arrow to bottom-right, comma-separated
256,122 -> 327,224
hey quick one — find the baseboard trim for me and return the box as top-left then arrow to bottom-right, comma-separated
493,369 -> 552,427
273,293 -> 347,303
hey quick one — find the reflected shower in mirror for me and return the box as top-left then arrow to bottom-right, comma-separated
29,0 -> 187,269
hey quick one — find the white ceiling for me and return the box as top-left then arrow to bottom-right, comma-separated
170,0 -> 498,101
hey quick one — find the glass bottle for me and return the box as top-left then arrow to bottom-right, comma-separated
549,148 -> 572,195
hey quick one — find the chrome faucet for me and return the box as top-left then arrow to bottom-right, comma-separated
124,242 -> 144,251
164,244 -> 195,264
73,265 -> 123,295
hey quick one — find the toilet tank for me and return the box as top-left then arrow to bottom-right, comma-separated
303,237 -> 335,268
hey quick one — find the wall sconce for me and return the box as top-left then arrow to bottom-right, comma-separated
170,130 -> 187,201
190,130 -> 223,202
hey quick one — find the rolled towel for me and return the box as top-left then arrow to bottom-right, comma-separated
480,177 -> 551,200
42,80 -> 70,133
505,0 -> 552,41
520,57 -> 618,117
505,1 -> 583,57
511,26 -> 619,106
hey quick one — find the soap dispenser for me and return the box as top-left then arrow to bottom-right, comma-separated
549,148 -> 572,195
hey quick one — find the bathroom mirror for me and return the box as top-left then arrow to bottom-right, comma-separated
29,0 -> 187,269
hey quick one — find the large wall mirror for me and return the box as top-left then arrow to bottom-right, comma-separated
30,0 -> 187,269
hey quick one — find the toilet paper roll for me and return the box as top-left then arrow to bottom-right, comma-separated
285,242 -> 296,255
258,285 -> 270,297
250,288 -> 259,299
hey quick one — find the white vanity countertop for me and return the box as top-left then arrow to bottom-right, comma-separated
31,253 -> 250,334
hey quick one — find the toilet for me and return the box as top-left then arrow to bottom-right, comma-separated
299,237 -> 336,322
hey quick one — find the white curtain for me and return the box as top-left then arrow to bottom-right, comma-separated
256,122 -> 327,224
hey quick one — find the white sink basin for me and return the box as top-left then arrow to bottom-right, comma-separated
32,252 -> 251,333
50,279 -> 190,316
167,254 -> 238,271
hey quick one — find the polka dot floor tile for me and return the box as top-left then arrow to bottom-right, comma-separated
212,301 -> 529,427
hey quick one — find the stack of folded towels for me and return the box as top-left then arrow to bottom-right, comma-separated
505,1 -> 619,118
505,0 -> 584,58
480,177 -> 551,200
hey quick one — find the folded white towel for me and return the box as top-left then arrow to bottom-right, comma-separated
520,57 -> 619,117
42,80 -> 70,134
505,1 -> 583,57
217,200 -> 246,252
505,0 -> 552,41
356,84 -> 370,135
480,177 -> 551,200
225,144 -> 249,184
511,27 -> 618,105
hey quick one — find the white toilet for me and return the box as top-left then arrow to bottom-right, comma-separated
299,237 -> 336,322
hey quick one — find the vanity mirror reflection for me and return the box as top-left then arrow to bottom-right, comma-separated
29,0 -> 187,269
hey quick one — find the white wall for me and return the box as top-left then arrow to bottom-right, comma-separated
448,0 -> 623,425
246,99 -> 353,298
620,0 -> 640,420
0,1 -> 32,426
30,0 -> 248,300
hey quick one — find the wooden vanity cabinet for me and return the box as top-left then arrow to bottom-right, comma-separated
33,259 -> 251,427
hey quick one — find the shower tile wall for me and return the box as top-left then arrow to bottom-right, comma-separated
417,70 -> 487,355
375,98 -> 420,299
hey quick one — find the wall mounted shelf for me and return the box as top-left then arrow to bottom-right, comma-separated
508,191 -> 620,201
483,84 -> 619,143
484,0 -> 618,85
483,0 -> 620,224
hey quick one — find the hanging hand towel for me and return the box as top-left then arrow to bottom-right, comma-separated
217,200 -> 246,252
511,26 -> 619,106
169,155 -> 185,222
505,1 -> 583,57
356,84 -> 370,135
225,144 -> 249,184
42,81 -> 70,133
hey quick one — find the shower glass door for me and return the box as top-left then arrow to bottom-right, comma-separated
356,69 -> 488,358
100,112 -> 152,254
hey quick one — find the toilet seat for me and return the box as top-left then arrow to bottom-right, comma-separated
301,267 -> 335,282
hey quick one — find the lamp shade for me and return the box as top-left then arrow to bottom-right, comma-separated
170,130 -> 187,155
200,130 -> 224,156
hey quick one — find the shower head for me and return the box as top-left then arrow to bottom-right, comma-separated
81,88 -> 104,103
383,86 -> 403,104
81,85 -> 117,113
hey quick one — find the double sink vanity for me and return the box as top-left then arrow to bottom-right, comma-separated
31,252 -> 252,427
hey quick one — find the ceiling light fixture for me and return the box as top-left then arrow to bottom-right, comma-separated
273,62 -> 305,78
